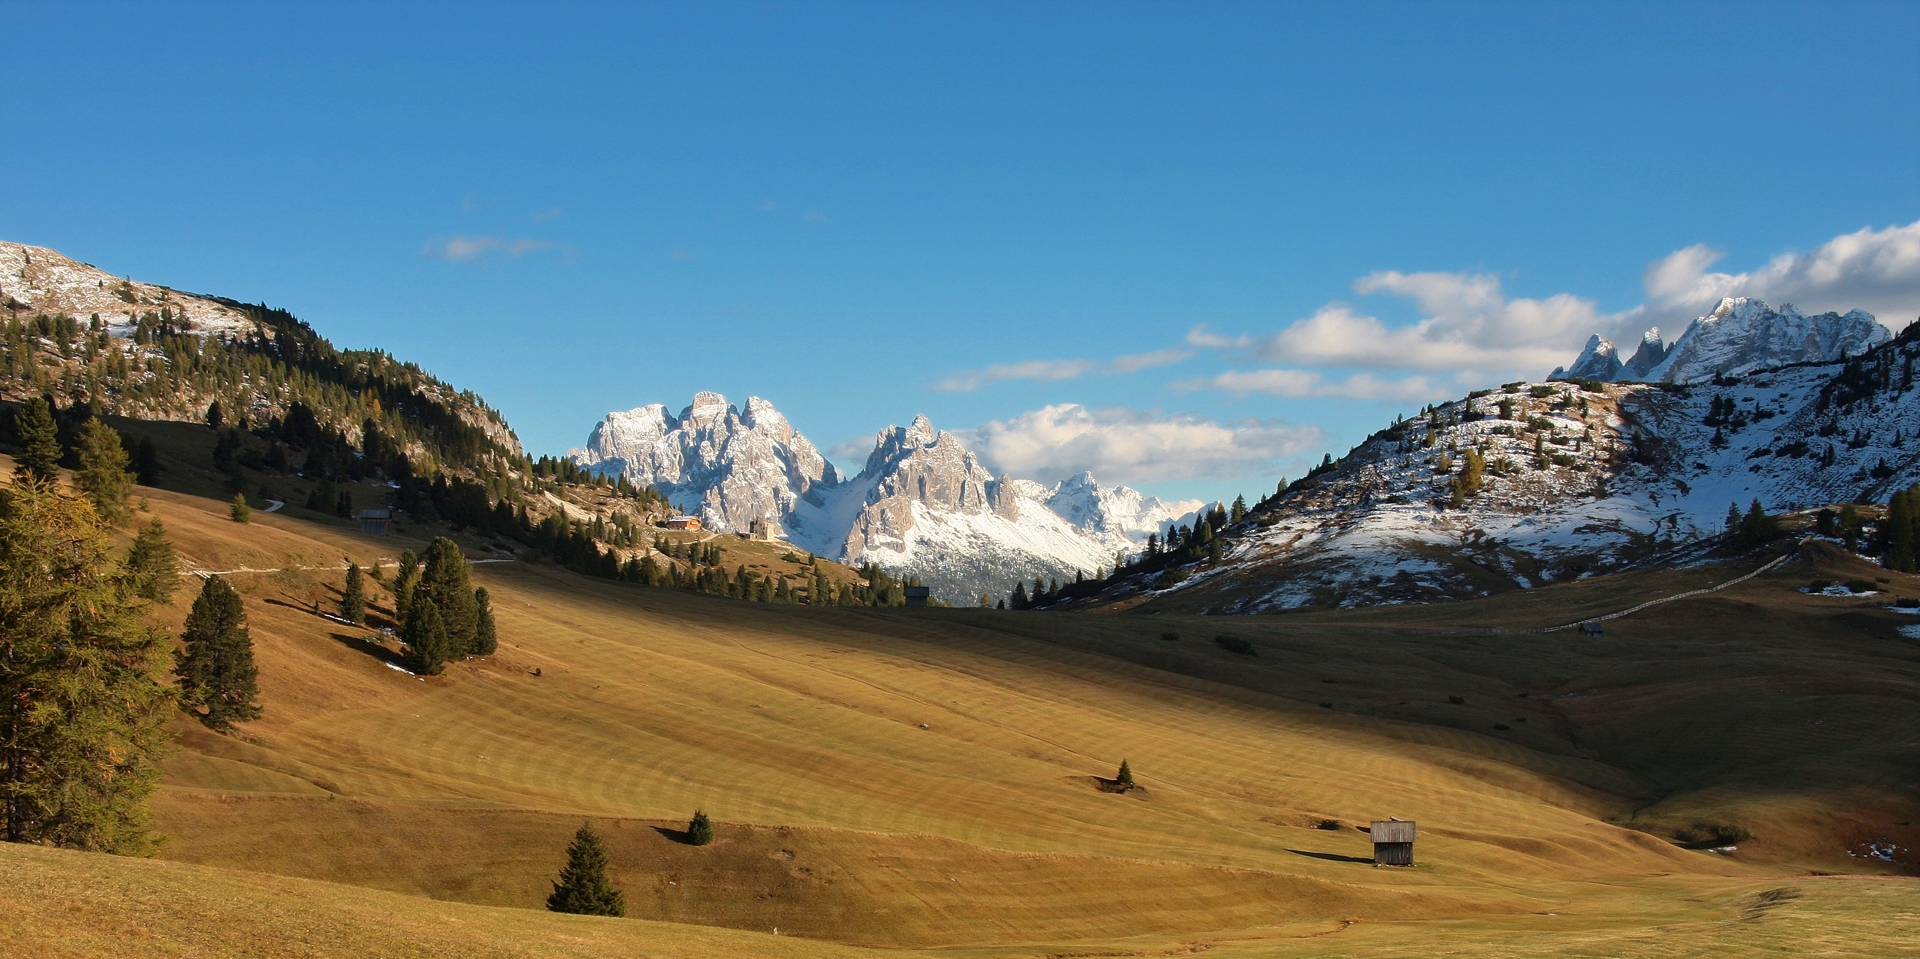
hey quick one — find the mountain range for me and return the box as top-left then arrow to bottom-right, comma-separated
574,395 -> 1201,601
1552,296 -> 1888,383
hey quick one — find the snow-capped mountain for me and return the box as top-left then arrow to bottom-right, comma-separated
1097,317 -> 1920,614
572,392 -> 840,536
575,397 -> 1200,601
1552,297 -> 1887,384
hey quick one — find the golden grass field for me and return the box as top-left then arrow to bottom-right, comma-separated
7,439 -> 1920,956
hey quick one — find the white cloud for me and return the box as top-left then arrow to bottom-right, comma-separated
1180,218 -> 1920,394
422,235 -> 558,262
934,348 -> 1194,392
952,404 -> 1322,485
1632,220 -> 1920,329
1174,369 -> 1455,403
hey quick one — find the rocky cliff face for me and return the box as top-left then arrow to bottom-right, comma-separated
573,392 -> 839,536
1552,298 -> 1888,384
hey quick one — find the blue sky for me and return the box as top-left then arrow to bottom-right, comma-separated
4,1 -> 1917,505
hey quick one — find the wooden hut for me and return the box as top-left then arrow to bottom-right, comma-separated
663,515 -> 702,531
355,509 -> 391,537
1371,819 -> 1416,866
903,585 -> 931,608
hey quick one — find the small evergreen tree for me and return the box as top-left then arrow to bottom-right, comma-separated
176,576 -> 262,730
401,596 -> 451,675
75,419 -> 134,525
419,537 -> 478,657
686,809 -> 714,846
341,562 -> 367,625
229,493 -> 250,523
1115,759 -> 1135,789
546,821 -> 625,916
125,519 -> 179,604
472,586 -> 497,655
205,401 -> 223,430
12,397 -> 61,484
392,549 -> 420,624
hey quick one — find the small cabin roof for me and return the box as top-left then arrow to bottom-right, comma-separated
1370,820 -> 1416,843
903,585 -> 932,597
667,515 -> 700,523
356,509 -> 391,520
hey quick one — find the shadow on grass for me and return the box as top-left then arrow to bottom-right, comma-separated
1288,849 -> 1374,864
328,631 -> 405,668
652,825 -> 698,845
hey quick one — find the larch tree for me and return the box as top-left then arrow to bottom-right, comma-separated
0,478 -> 172,852
124,519 -> 179,605
176,576 -> 261,730
546,821 -> 625,916
75,419 -> 134,525
11,397 -> 61,484
471,587 -> 497,655
228,493 -> 249,524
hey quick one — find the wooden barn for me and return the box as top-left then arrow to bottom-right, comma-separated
903,585 -> 931,608
663,515 -> 702,531
1371,819 -> 1416,866
355,509 -> 391,537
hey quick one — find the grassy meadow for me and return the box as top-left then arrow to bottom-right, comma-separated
8,451 -> 1920,956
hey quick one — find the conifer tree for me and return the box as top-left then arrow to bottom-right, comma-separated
401,596 -> 451,675
546,821 -> 625,916
392,550 -> 420,624
12,397 -> 61,484
229,493 -> 250,523
1115,759 -> 1135,790
340,562 -> 367,625
176,576 -> 262,730
0,478 -> 172,851
75,419 -> 134,525
686,809 -> 714,846
125,519 -> 178,604
472,587 -> 497,655
1230,495 -> 1247,524
419,537 -> 478,656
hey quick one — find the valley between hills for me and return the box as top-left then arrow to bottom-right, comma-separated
2,240 -> 1919,957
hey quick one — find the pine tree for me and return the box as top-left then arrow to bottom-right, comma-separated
1726,503 -> 1741,535
686,809 -> 714,846
74,419 -> 134,525
419,537 -> 478,657
1230,495 -> 1246,524
134,436 -> 161,486
229,493 -> 250,523
176,576 -> 262,730
12,397 -> 61,484
341,562 -> 367,625
392,550 -> 420,624
0,479 -> 172,851
1115,759 -> 1135,790
472,587 -> 497,655
401,596 -> 451,675
204,401 -> 223,430
545,822 -> 625,916
125,519 -> 178,604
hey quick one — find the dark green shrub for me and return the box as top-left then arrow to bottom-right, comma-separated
1159,631 -> 1179,641
686,810 -> 714,846
1846,579 -> 1877,594
1214,635 -> 1256,656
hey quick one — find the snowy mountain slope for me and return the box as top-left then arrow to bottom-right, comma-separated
0,242 -> 254,338
1552,297 -> 1888,384
1102,321 -> 1920,613
575,398 -> 1200,601
572,392 -> 839,536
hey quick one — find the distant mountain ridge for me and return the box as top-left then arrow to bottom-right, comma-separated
1552,297 -> 1888,384
575,395 -> 1201,601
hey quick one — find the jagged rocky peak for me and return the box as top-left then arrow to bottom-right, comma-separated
1551,297 -> 1889,384
573,392 -> 837,534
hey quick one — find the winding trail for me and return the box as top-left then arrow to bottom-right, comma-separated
1540,539 -> 1807,633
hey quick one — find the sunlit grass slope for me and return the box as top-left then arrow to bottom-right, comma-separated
17,458 -> 1920,956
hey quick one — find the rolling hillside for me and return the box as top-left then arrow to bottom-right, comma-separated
7,450 -> 1917,956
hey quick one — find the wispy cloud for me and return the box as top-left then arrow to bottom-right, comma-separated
934,348 -> 1193,392
671,250 -> 696,260
530,207 -> 563,222
803,211 -> 832,223
755,199 -> 779,212
1174,368 -> 1456,403
421,235 -> 561,263
950,404 -> 1322,485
